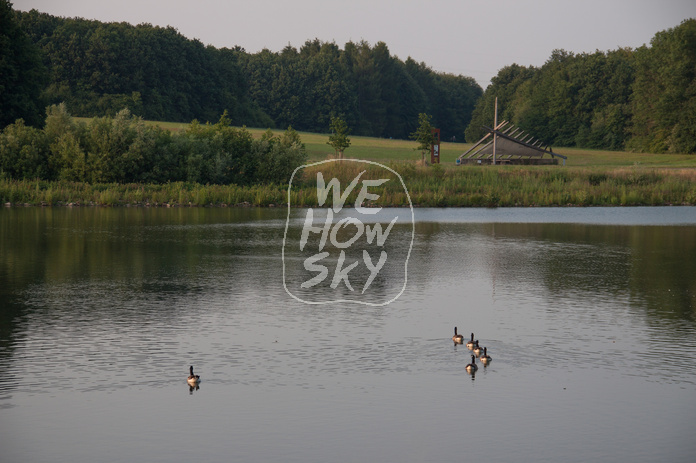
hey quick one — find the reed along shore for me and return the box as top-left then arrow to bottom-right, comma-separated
2,163 -> 695,208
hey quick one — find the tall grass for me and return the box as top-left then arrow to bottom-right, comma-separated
3,165 -> 695,207
288,163 -> 696,207
0,179 -> 289,207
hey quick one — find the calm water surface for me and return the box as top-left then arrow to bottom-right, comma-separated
1,206 -> 695,463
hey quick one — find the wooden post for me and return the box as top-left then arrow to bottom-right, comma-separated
430,128 -> 441,164
493,97 -> 498,166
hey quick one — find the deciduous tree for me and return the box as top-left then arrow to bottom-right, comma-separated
0,0 -> 46,128
327,116 -> 351,159
410,113 -> 435,164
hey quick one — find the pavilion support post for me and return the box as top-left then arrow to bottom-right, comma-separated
493,97 -> 498,165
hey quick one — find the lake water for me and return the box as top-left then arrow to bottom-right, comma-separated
1,206 -> 695,463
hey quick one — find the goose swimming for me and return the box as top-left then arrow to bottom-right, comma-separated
187,365 -> 200,386
452,327 -> 464,344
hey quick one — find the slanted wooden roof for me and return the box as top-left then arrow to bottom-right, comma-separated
458,121 -> 566,163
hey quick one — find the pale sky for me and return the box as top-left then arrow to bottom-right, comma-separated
13,0 -> 696,88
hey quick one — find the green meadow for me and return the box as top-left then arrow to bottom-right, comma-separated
241,125 -> 696,168
4,119 -> 696,207
88,118 -> 695,168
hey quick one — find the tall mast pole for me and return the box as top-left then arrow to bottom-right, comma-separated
493,97 -> 498,165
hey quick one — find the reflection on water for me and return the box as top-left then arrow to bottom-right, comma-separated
1,207 -> 695,463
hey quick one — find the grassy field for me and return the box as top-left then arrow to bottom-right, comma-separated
243,125 -> 696,168
8,118 -> 691,207
77,117 -> 696,168
231,126 -> 696,168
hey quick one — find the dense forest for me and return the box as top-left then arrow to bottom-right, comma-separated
8,6 -> 271,129
238,40 -> 482,141
6,5 -> 481,142
467,18 -> 696,154
2,0 -> 696,172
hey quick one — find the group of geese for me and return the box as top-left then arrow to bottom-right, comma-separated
452,327 -> 491,373
187,328 -> 486,384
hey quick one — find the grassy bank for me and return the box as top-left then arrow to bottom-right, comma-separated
3,164 -> 695,207
4,119 -> 695,208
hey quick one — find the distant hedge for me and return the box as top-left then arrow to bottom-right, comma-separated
0,104 -> 307,185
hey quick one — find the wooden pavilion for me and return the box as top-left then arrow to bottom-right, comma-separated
457,99 -> 567,166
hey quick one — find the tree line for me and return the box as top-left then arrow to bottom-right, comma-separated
6,4 -> 482,142
0,104 -> 307,185
466,18 -> 696,154
238,39 -> 482,141
8,5 -> 270,129
2,0 -> 695,159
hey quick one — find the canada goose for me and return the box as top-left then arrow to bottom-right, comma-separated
480,347 -> 492,365
473,340 -> 482,356
466,333 -> 475,349
187,365 -> 200,385
466,355 -> 478,372
452,326 -> 464,344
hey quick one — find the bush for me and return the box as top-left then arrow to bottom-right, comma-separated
1,107 -> 308,187
0,119 -> 50,179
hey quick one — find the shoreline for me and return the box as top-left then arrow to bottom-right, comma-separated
3,201 -> 693,208
2,165 -> 695,208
